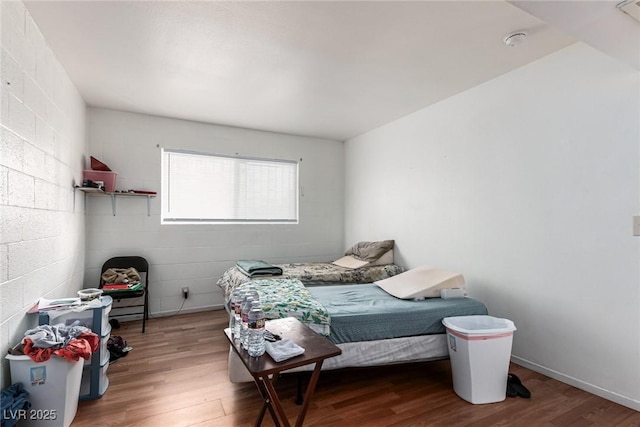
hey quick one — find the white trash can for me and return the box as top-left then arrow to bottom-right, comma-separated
5,354 -> 83,427
442,315 -> 516,404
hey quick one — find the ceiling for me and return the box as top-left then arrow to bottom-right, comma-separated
22,1 -> 637,141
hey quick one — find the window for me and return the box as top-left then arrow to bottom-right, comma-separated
161,149 -> 298,224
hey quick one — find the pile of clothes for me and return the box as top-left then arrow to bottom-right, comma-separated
8,323 -> 99,363
1,383 -> 30,427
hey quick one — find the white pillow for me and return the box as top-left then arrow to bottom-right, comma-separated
375,266 -> 466,299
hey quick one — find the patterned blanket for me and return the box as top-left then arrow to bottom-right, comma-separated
238,279 -> 331,336
218,262 -> 404,303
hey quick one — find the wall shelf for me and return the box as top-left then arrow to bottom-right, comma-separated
74,186 -> 156,216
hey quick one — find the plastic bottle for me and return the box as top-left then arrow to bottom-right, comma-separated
250,299 -> 261,318
245,286 -> 260,306
229,289 -> 241,337
233,291 -> 245,341
240,296 -> 255,349
247,305 -> 266,357
245,300 -> 262,349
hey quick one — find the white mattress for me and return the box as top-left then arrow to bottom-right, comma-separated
227,333 -> 449,383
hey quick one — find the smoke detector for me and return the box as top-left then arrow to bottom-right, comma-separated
617,0 -> 640,22
504,32 -> 527,48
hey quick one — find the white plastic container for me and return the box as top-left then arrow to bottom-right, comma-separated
5,354 -> 84,427
77,288 -> 103,301
442,315 -> 516,404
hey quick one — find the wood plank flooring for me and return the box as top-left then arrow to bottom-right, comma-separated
71,310 -> 639,426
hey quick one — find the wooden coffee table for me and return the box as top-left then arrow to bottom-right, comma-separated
225,317 -> 341,427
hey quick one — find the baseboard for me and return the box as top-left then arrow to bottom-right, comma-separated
511,355 -> 640,412
150,304 -> 225,319
112,305 -> 225,323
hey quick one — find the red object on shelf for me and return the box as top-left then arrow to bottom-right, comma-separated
90,156 -> 111,171
102,283 -> 130,290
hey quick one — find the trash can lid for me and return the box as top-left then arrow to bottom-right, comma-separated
442,315 -> 516,335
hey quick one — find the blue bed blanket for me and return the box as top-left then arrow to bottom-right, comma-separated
308,284 -> 488,344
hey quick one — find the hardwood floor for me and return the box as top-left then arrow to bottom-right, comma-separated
71,310 -> 639,427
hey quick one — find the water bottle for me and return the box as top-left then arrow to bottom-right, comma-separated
233,291 -> 245,341
241,296 -> 255,350
229,289 -> 241,337
247,306 -> 266,357
245,286 -> 260,303
245,298 -> 262,350
250,300 -> 261,320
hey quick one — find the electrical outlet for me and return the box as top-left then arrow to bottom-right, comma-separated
182,286 -> 189,299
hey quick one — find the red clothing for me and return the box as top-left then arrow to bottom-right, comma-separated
22,332 -> 99,363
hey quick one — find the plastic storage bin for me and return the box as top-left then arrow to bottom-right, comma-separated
5,355 -> 83,427
39,300 -> 111,336
80,352 -> 109,397
82,170 -> 117,192
98,328 -> 111,364
442,315 -> 516,404
39,296 -> 113,400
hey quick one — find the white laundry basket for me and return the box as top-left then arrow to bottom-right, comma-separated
5,354 -> 83,427
442,315 -> 516,404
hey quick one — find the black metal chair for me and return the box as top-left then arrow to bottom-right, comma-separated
99,256 -> 150,333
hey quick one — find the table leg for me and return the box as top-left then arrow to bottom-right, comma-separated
254,375 -> 281,427
295,372 -> 309,405
263,375 -> 291,427
295,361 -> 324,427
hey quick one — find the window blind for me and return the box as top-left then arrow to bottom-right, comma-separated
161,149 -> 298,223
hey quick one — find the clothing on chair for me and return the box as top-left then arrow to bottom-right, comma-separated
101,267 -> 141,285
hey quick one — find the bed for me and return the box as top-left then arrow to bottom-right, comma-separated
227,274 -> 487,382
217,240 -> 404,306
217,262 -> 404,305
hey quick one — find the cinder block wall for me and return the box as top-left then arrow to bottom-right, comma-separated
0,0 -> 87,388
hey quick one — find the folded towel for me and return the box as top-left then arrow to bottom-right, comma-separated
236,260 -> 283,277
265,339 -> 305,362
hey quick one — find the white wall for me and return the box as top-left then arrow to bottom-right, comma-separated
85,108 -> 344,316
0,1 -> 87,388
345,43 -> 640,410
